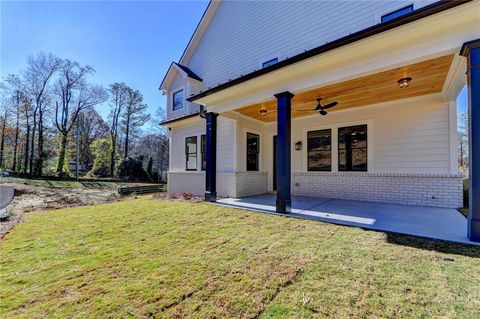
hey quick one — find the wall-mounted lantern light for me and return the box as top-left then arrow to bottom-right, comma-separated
295,141 -> 302,151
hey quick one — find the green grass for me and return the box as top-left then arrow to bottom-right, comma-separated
1,198 -> 479,318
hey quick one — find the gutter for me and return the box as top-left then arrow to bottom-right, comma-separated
187,0 -> 473,102
160,112 -> 200,126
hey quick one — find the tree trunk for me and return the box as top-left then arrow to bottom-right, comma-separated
0,115 -> 6,169
36,112 -> 45,176
110,134 -> 116,178
11,115 -> 19,172
124,114 -> 130,158
56,134 -> 68,173
29,109 -> 37,176
23,124 -> 30,174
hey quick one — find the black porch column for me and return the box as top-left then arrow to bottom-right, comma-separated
274,91 -> 294,213
205,112 -> 218,202
461,39 -> 480,242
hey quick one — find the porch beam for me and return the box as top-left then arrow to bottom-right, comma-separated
274,91 -> 294,213
461,39 -> 480,242
205,112 -> 218,202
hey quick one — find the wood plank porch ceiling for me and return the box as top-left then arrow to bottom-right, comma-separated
235,54 -> 454,122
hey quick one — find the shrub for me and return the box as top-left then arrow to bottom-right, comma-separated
115,157 -> 149,181
91,166 -> 111,178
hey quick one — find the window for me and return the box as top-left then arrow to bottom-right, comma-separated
173,89 -> 184,111
307,129 -> 332,171
246,133 -> 260,171
201,134 -> 206,171
381,5 -> 413,22
338,125 -> 367,172
262,58 -> 278,68
185,136 -> 197,170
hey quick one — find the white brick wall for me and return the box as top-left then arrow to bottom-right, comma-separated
292,173 -> 463,208
168,171 -> 267,198
235,172 -> 268,197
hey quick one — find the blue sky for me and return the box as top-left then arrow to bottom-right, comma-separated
0,0 -> 468,128
1,0 -> 209,126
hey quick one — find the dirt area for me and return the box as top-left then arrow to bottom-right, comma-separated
0,182 -> 119,239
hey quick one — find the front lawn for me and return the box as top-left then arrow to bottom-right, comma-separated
1,197 -> 479,318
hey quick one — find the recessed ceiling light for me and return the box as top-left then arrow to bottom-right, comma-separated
397,77 -> 412,88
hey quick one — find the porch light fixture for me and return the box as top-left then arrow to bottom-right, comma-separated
295,141 -> 302,151
260,105 -> 268,117
397,77 -> 412,88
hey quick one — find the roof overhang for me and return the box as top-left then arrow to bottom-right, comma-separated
188,0 -> 479,112
159,62 -> 203,92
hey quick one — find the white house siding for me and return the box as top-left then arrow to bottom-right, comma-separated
167,96 -> 462,207
185,0 -> 438,92
260,96 -> 462,208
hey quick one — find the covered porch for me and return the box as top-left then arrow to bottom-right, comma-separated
189,2 -> 480,242
217,194 -> 478,246
217,194 -> 480,246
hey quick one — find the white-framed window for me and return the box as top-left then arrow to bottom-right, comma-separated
381,5 -> 413,23
307,129 -> 332,171
262,58 -> 279,68
338,125 -> 368,172
185,136 -> 197,171
172,89 -> 184,111
302,120 -> 373,173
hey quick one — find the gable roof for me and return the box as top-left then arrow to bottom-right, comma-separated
159,62 -> 203,91
186,0 -> 472,102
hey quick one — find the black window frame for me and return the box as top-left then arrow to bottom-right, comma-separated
381,5 -> 413,23
307,129 -> 332,172
185,136 -> 197,171
262,58 -> 278,68
246,132 -> 260,171
172,89 -> 184,111
338,125 -> 368,172
201,134 -> 206,171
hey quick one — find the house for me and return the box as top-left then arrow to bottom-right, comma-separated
160,0 -> 480,241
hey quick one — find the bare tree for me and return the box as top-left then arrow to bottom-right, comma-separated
108,82 -> 127,177
458,111 -> 469,174
121,87 -> 150,158
54,60 -> 107,174
24,53 -> 61,176
0,91 -> 11,169
76,110 -> 109,168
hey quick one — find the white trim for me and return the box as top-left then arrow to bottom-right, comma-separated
448,100 -> 458,175
179,0 -> 222,65
170,86 -> 186,113
242,127 -> 264,172
258,54 -> 282,70
375,2 -> 415,24
301,119 -> 374,173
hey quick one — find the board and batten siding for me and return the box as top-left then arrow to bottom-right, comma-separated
186,0 -> 438,92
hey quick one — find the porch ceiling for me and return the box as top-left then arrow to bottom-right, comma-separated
235,54 -> 454,122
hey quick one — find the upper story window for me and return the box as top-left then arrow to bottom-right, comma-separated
246,132 -> 260,171
173,89 -> 184,111
307,129 -> 332,171
381,5 -> 413,23
338,125 -> 367,172
262,58 -> 278,68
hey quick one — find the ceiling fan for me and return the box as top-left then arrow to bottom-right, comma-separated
314,98 -> 338,116
259,97 -> 338,117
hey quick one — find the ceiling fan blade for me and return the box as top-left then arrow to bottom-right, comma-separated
319,110 -> 328,116
321,101 -> 338,109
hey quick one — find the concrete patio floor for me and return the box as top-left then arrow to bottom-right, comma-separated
216,194 -> 479,246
